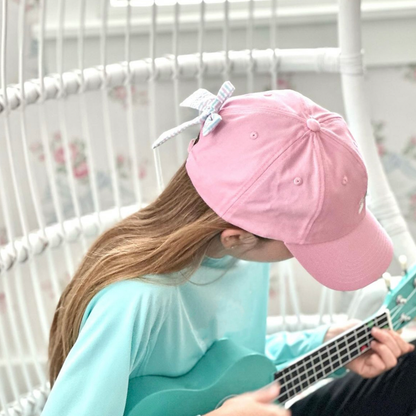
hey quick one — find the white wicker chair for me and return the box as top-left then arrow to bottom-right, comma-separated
0,0 -> 415,414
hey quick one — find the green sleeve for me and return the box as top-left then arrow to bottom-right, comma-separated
41,280 -> 169,416
265,325 -> 348,378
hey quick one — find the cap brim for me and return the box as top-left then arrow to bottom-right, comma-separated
285,209 -> 394,291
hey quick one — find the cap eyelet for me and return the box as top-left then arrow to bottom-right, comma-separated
342,176 -> 348,185
250,132 -> 258,140
294,177 -> 303,186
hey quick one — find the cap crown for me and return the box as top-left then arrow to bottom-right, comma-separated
186,89 -> 368,244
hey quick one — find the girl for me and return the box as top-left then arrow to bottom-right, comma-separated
41,82 -> 416,416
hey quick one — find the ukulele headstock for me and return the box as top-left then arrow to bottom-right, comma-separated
382,262 -> 416,331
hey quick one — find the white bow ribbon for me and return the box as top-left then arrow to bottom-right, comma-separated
152,81 -> 235,149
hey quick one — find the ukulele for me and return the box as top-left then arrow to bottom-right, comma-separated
124,262 -> 416,416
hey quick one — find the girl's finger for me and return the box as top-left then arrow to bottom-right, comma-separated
371,341 -> 398,370
367,351 -> 386,374
371,328 -> 401,358
250,382 -> 281,403
390,331 -> 415,354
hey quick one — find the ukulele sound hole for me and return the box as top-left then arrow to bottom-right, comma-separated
215,394 -> 237,409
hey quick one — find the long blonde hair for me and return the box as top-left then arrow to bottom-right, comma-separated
47,159 -> 251,388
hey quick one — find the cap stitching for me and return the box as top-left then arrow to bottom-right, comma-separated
299,129 -> 366,244
220,107 -> 307,123
300,135 -> 325,244
223,130 -> 311,216
221,108 -> 344,133
319,127 -> 368,175
288,211 -> 368,247
317,113 -> 344,124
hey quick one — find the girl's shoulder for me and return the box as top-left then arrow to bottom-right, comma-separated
80,278 -> 175,330
95,278 -> 175,307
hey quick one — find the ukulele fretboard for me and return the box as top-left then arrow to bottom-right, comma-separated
274,310 -> 391,404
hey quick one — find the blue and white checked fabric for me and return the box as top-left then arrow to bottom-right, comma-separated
151,81 -> 235,149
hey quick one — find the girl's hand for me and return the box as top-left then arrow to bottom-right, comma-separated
324,319 -> 415,378
204,382 -> 290,416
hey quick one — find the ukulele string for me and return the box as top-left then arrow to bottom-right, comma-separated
396,304 -> 416,328
277,314 -> 389,400
281,278 -> 416,402
279,323 -> 382,402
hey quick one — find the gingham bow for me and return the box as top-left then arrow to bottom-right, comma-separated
151,81 -> 235,149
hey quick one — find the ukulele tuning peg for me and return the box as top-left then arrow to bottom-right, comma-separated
399,255 -> 408,275
382,272 -> 392,291
400,313 -> 412,323
396,295 -> 407,305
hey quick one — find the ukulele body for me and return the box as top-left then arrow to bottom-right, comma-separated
125,263 -> 416,416
124,338 -> 276,416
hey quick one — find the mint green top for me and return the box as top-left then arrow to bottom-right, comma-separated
41,255 -> 338,416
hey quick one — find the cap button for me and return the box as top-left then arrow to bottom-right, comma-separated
307,118 -> 321,132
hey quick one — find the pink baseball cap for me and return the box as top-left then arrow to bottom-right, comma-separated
153,82 -> 394,291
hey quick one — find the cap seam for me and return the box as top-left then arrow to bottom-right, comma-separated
220,107 -> 307,123
299,127 -> 366,244
319,113 -> 344,123
287,212 -> 367,247
319,126 -> 367,174
220,107 -> 343,128
300,135 -> 325,244
223,130 -> 311,217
